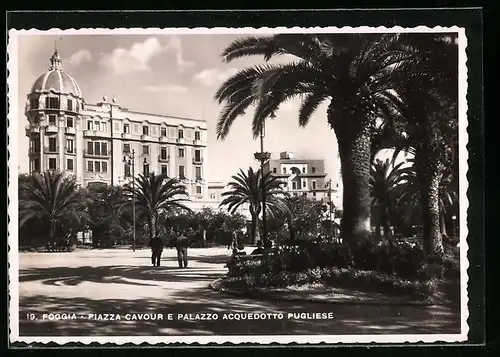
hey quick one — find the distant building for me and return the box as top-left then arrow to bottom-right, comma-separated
263,151 -> 340,207
24,48 -> 210,210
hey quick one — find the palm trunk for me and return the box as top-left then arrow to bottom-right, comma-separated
381,196 -> 393,240
440,212 -> 447,236
251,213 -> 260,244
149,214 -> 157,241
331,108 -> 373,249
48,219 -> 56,251
416,156 -> 444,259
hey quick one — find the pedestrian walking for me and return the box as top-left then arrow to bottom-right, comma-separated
150,235 -> 164,267
176,229 -> 190,268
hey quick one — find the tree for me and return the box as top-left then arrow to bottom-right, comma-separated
369,158 -> 407,239
127,173 -> 192,243
219,167 -> 288,243
19,171 -> 91,249
214,33 -> 420,249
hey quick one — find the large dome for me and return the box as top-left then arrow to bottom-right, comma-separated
30,50 -> 83,98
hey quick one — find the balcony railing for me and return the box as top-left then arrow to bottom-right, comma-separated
84,130 -> 111,138
83,150 -> 111,158
176,137 -> 185,144
192,157 -> 204,165
121,132 -> 133,139
193,139 -> 202,146
45,125 -> 59,133
158,154 -> 170,162
159,136 -> 168,143
29,147 -> 41,154
44,146 -> 59,154
65,127 -> 77,135
141,134 -> 153,141
195,177 -> 204,183
65,147 -> 77,155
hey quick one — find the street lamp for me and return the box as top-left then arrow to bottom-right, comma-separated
253,120 -> 271,244
123,149 -> 136,252
452,215 -> 457,238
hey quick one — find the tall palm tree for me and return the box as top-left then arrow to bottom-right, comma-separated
214,33 -> 421,248
126,173 -> 191,242
370,158 -> 407,239
19,171 -> 91,249
220,167 -> 288,243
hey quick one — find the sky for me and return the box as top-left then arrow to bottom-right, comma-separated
16,34 -> 344,185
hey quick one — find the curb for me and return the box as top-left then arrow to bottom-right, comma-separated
209,278 -> 458,308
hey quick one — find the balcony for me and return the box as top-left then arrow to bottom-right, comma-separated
25,125 -> 40,135
65,147 -> 77,156
176,137 -> 185,144
192,157 -> 204,165
141,134 -> 153,141
159,136 -> 168,143
44,146 -> 59,154
83,150 -> 111,158
195,177 -> 204,183
158,154 -> 170,163
65,127 -> 76,135
121,132 -> 133,140
83,130 -> 111,138
45,125 -> 59,134
28,147 -> 41,155
193,139 -> 203,146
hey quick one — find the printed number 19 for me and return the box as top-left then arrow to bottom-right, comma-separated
26,313 -> 36,320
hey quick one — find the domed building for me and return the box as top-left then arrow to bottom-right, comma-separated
25,49 -> 215,210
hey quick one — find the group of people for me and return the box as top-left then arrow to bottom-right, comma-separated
149,228 -> 192,268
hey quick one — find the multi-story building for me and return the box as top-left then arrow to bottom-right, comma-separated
263,151 -> 340,206
24,49 -> 209,207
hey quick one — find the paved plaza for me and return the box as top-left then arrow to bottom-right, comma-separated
18,248 -> 461,336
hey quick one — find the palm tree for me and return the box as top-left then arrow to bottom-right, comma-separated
126,173 -> 191,243
370,158 -> 407,240
214,33 -> 421,249
220,167 -> 288,243
19,171 -> 91,249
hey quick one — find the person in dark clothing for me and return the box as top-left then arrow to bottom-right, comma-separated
150,236 -> 164,267
251,240 -> 264,255
176,229 -> 190,268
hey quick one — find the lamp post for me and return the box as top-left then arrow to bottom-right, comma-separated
253,120 -> 271,244
452,215 -> 457,239
123,149 -> 136,252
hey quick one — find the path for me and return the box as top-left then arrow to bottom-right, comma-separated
17,248 -> 461,336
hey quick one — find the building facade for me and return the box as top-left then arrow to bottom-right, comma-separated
24,49 -> 210,207
263,151 -> 340,207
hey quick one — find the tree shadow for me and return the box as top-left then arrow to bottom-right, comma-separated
19,287 -> 461,337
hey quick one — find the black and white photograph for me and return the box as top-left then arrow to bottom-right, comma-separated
7,26 -> 469,345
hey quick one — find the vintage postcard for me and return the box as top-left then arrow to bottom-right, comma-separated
8,26 -> 469,345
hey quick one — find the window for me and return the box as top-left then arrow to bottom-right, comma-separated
87,120 -> 93,131
161,165 -> 168,175
179,165 -> 185,179
66,159 -> 73,171
312,181 -> 317,190
160,147 -> 168,160
33,158 -> 40,171
94,121 -> 100,131
178,129 -> 184,139
30,97 -> 39,110
124,164 -> 131,177
101,143 -> 108,156
49,158 -> 57,170
303,181 -> 307,188
94,142 -> 101,156
178,148 -> 185,158
67,99 -> 73,111
102,162 -> 108,173
49,115 -> 57,125
45,97 -> 60,109
272,167 -> 277,174
195,166 -> 202,180
312,167 -> 316,173
302,192 -> 307,197
87,141 -> 93,155
312,192 -> 316,197
143,126 -> 149,135
123,143 -> 130,153
143,145 -> 149,155
95,161 -> 101,173
66,117 -> 73,128
195,131 -> 201,140
283,167 -> 287,174
302,167 -> 306,173
292,182 -> 297,190
196,186 -> 202,194
210,193 -> 216,200
48,137 -> 57,152
143,163 -> 150,176
101,123 -> 107,132
194,150 -> 202,162
66,138 -> 74,153
161,127 -> 167,137
124,124 -> 130,134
